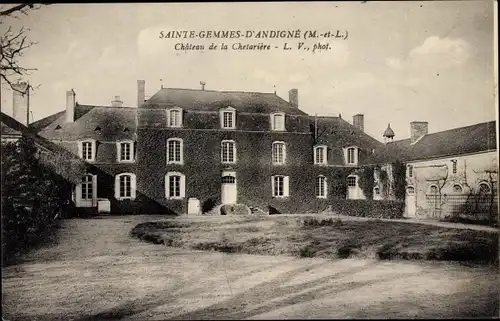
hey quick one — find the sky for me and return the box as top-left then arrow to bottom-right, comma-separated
0,1 -> 496,141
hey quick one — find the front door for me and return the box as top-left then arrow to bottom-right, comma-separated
76,174 -> 97,207
221,172 -> 237,205
406,186 -> 416,217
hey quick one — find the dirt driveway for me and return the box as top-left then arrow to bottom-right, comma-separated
2,216 -> 498,320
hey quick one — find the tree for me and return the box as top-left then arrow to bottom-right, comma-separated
0,4 -> 49,94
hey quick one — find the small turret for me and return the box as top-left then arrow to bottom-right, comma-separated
383,123 -> 395,143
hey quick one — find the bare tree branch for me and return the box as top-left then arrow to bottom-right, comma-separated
0,4 -> 49,93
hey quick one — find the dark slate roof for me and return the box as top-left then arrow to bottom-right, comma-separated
38,104 -> 137,141
142,88 -> 307,115
1,112 -> 26,136
310,116 -> 385,165
370,120 -> 497,163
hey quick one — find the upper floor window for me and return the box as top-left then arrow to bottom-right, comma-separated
167,138 -> 183,165
114,173 -> 136,200
117,140 -> 135,162
272,175 -> 289,198
167,107 -> 183,128
314,145 -> 327,165
220,107 -> 236,129
221,140 -> 236,164
408,165 -> 413,178
316,175 -> 327,198
165,172 -> 186,200
346,147 -> 358,165
79,139 -> 96,162
374,187 -> 380,195
451,160 -> 457,174
270,112 -> 285,131
272,141 -> 286,165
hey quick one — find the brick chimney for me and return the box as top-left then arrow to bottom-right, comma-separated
289,88 -> 298,108
353,114 -> 364,132
12,82 -> 29,126
410,121 -> 428,144
66,89 -> 76,123
111,95 -> 123,107
137,80 -> 145,107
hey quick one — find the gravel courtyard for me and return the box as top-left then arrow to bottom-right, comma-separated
2,215 -> 498,320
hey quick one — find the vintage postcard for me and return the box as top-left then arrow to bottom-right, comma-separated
1,1 -> 498,320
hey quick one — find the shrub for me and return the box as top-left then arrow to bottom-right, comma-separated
330,199 -> 404,219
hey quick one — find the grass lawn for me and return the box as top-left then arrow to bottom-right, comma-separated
131,215 -> 499,263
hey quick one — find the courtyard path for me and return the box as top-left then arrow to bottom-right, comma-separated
2,215 -> 498,320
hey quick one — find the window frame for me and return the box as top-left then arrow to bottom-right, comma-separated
116,140 -> 135,163
167,107 -> 183,128
407,186 -> 415,195
166,138 -> 184,165
428,184 -> 439,195
78,139 -> 96,162
114,173 -> 136,200
451,160 -> 457,174
221,140 -> 237,164
314,145 -> 328,165
477,182 -> 492,195
316,175 -> 327,199
270,112 -> 286,131
346,146 -> 358,165
81,174 -> 95,200
219,107 -> 236,130
408,165 -> 414,178
272,141 -> 286,165
165,172 -> 186,200
271,175 -> 289,198
452,184 -> 463,194
347,175 -> 357,188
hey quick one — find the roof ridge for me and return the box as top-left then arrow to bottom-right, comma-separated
77,104 -> 137,110
164,87 -> 277,95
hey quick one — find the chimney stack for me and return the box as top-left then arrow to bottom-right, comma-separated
289,88 -> 298,108
12,82 -> 29,126
137,80 -> 145,107
66,89 -> 76,123
353,114 -> 364,132
111,95 -> 123,107
410,121 -> 428,144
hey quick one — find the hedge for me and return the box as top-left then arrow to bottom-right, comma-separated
330,198 -> 405,219
1,136 -> 72,266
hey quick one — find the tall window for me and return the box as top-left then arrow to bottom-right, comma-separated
314,146 -> 327,165
220,107 -> 236,129
115,173 -> 136,200
408,165 -> 413,178
347,147 -> 356,165
270,112 -> 285,131
347,176 -> 357,187
272,175 -> 289,197
168,108 -> 183,128
316,176 -> 327,198
165,172 -> 185,199
117,141 -> 134,162
167,138 -> 183,165
80,140 -> 95,161
221,140 -> 236,163
81,175 -> 93,200
272,141 -> 286,165
452,160 -> 457,174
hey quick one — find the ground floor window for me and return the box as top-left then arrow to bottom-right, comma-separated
115,173 -> 136,200
316,175 -> 327,198
82,174 -> 94,200
165,172 -> 186,199
272,175 -> 289,197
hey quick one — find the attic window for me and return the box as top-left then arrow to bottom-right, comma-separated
95,126 -> 101,131
123,128 -> 129,132
55,125 -> 61,130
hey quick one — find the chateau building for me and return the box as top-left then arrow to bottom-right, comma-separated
11,80 -> 496,218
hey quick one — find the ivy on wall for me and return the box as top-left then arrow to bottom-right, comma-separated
379,168 -> 390,198
358,166 -> 375,200
392,160 -> 407,201
330,167 -> 352,198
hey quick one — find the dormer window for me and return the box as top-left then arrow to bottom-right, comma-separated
79,139 -> 96,162
314,145 -> 328,165
167,107 -> 183,128
344,146 -> 358,165
95,126 -> 101,132
116,140 -> 135,163
220,107 -> 236,129
270,112 -> 285,131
